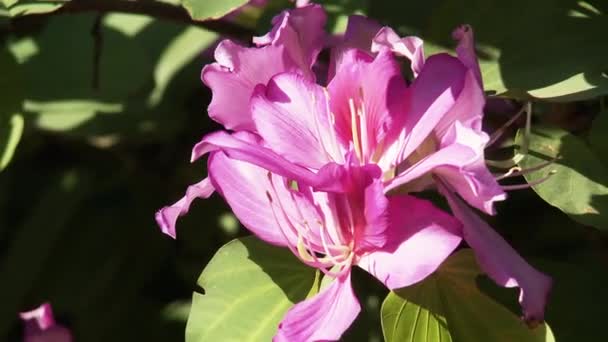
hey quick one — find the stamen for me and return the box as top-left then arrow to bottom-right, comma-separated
486,104 -> 527,148
495,157 -> 558,180
349,98 -> 362,161
501,170 -> 556,191
357,88 -> 369,162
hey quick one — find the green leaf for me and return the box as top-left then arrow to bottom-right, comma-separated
182,0 -> 249,21
516,125 -> 608,231
369,0 -> 608,101
186,236 -> 318,342
2,0 -> 65,16
589,109 -> 608,165
381,250 -> 554,342
0,45 -> 24,170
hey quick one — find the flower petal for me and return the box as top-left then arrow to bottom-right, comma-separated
274,273 -> 360,342
208,152 -> 292,246
398,54 -> 467,159
327,48 -> 407,162
452,24 -> 482,87
358,195 -> 462,290
155,177 -> 215,239
386,121 -> 506,214
253,4 -> 326,78
372,27 -> 425,76
202,40 -> 300,131
439,183 -> 552,324
251,72 -> 343,168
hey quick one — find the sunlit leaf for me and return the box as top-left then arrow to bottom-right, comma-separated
181,0 -> 249,21
370,0 -> 608,101
2,0 -> 64,16
516,125 -> 608,231
0,45 -> 24,170
382,250 -> 554,342
186,236 -> 317,342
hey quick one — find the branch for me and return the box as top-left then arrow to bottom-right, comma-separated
11,0 -> 253,38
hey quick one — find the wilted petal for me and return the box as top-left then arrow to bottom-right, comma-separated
274,273 -> 360,342
440,184 -> 552,323
155,177 -> 214,239
202,41 -> 300,131
372,27 -> 425,76
358,195 -> 462,290
251,72 -> 342,168
254,4 -> 326,77
398,54 -> 467,160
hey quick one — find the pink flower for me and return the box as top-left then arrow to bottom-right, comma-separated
20,303 -> 72,342
208,146 -> 461,340
157,4 -> 551,331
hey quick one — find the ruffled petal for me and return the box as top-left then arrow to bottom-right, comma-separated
358,195 -> 462,290
372,27 -> 425,76
251,72 -> 343,168
328,15 -> 382,80
274,273 -> 360,342
398,54 -> 467,159
327,48 -> 407,163
452,24 -> 482,87
386,122 -> 506,214
202,40 -> 301,131
439,183 -> 552,324
253,4 -> 326,78
208,152 -> 293,246
155,177 -> 215,239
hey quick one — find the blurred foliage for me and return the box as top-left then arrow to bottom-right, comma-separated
0,0 -> 607,341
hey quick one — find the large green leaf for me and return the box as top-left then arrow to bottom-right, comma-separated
182,0 -> 249,21
381,250 -> 554,342
589,109 -> 608,165
370,0 -> 608,101
0,45 -> 24,171
2,0 -> 64,16
516,125 -> 608,231
186,236 -> 318,342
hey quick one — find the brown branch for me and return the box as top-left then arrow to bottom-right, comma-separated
11,0 -> 253,39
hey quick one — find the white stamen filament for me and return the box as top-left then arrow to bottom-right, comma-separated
349,98 -> 363,161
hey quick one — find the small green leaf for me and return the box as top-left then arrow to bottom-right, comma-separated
381,250 -> 554,342
186,236 -> 317,342
0,45 -> 24,170
182,0 -> 249,21
516,125 -> 608,231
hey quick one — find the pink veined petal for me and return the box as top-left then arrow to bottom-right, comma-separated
191,130 -> 334,190
327,48 -> 407,162
328,15 -> 382,80
398,54 -> 467,160
357,195 -> 462,290
439,183 -> 552,324
155,177 -> 215,239
251,72 -> 343,168
386,121 -> 506,214
434,70 -> 485,139
208,152 -> 295,246
202,40 -> 300,131
436,121 -> 506,214
452,24 -> 483,88
253,4 -> 326,78
274,273 -> 360,342
358,178 -> 389,251
372,27 -> 425,76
